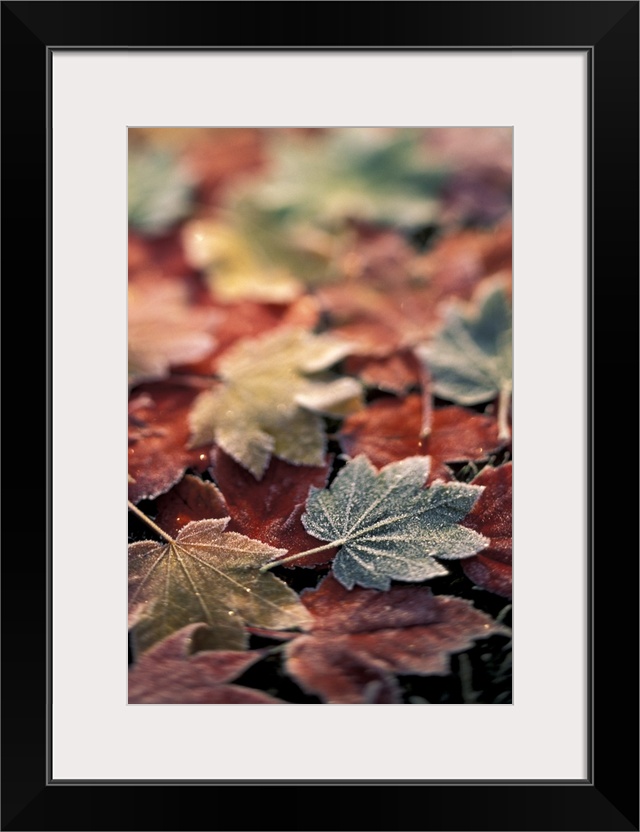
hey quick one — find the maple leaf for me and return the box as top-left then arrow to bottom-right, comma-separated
232,128 -> 447,229
154,474 -> 230,538
416,278 -> 512,438
128,276 -> 219,387
128,516 -> 311,653
296,455 -> 489,590
155,458 -> 336,568
128,148 -> 195,235
209,449 -> 336,566
188,327 -> 363,479
460,463 -> 513,599
128,383 -> 210,504
129,623 -> 283,704
284,574 -> 507,703
338,395 -> 506,479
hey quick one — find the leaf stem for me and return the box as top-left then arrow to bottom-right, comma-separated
497,384 -> 512,441
418,359 -> 433,439
128,500 -> 175,544
259,539 -> 345,573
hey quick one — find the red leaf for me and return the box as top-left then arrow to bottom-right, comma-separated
180,128 -> 266,205
128,274 -> 220,386
317,225 -> 511,359
154,474 -> 229,538
339,395 -> 506,482
460,463 -> 512,598
316,231 -> 443,355
129,624 -> 283,704
175,296 -> 321,376
317,282 -> 441,357
128,383 -> 211,503
415,221 -> 512,301
343,350 -> 420,393
128,229 -> 200,281
285,575 -> 504,703
209,449 -> 337,567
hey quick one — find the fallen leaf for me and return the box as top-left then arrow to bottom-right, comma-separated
129,623 -> 283,703
299,455 -> 488,590
343,350 -> 421,394
183,216 -> 301,303
234,128 -> 446,229
209,449 -> 336,566
177,128 -> 266,205
338,395 -> 506,478
128,383 -> 211,504
154,474 -> 229,538
460,463 -> 512,598
316,281 -> 442,357
188,327 -> 363,479
128,229 -> 202,281
284,574 -> 506,703
415,222 -> 513,301
174,295 -> 322,377
416,278 -> 512,407
129,517 -> 312,653
128,275 -> 219,387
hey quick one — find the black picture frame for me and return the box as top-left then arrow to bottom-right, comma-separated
2,2 -> 638,830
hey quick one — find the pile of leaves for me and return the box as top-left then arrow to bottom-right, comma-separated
128,126 -> 513,704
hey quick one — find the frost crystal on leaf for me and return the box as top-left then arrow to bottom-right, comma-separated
301,455 -> 489,590
188,327 -> 363,479
128,518 -> 311,654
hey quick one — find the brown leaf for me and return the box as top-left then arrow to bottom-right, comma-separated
343,349 -> 421,394
285,574 -> 505,703
338,395 -> 506,482
154,475 -> 229,538
180,128 -> 266,205
460,463 -> 512,598
337,227 -> 420,287
317,281 -> 441,357
317,224 -> 511,359
128,274 -> 219,387
415,222 -> 512,301
129,624 -> 283,704
209,449 -> 337,567
128,383 -> 211,503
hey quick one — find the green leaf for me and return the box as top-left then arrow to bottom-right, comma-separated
188,327 -> 363,479
129,518 -> 311,653
128,148 -> 194,234
416,279 -> 512,406
301,455 -> 489,590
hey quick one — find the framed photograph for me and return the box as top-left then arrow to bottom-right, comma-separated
3,2 -> 637,830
